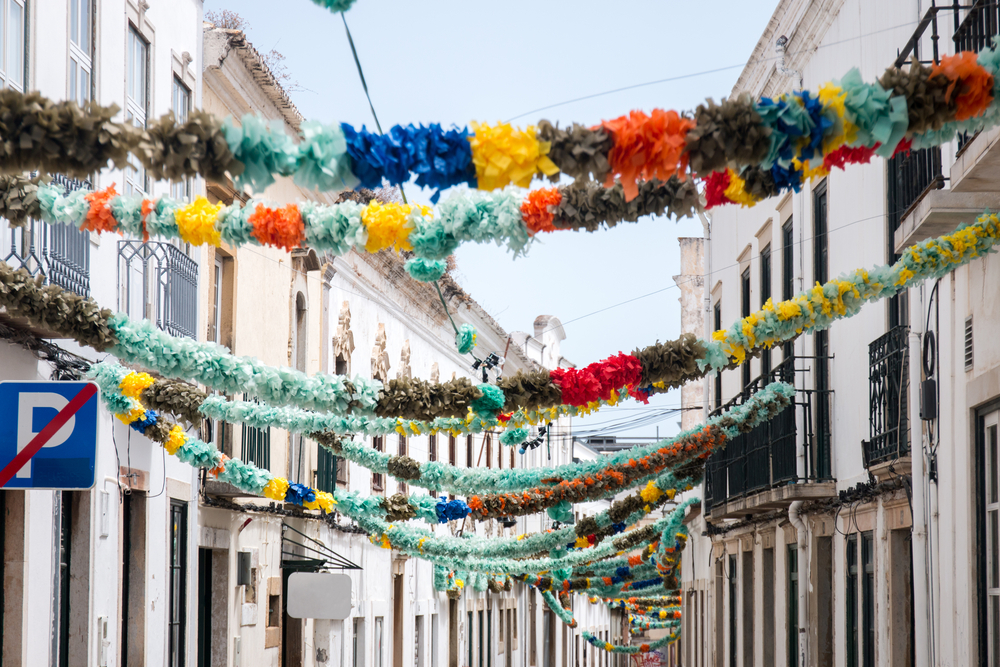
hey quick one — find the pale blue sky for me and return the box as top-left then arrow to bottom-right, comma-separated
205,0 -> 781,440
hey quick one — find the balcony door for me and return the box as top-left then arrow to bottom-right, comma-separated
982,407 -> 1000,667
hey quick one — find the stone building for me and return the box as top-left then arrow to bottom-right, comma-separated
679,2 -> 1000,667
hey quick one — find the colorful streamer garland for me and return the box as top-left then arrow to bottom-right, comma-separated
3,39 -> 1000,252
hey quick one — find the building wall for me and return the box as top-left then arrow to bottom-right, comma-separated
678,1 -> 1000,666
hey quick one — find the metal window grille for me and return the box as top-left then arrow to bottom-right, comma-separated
886,147 -> 943,236
4,174 -> 91,297
864,326 -> 910,467
239,394 -> 270,472
118,240 -> 198,338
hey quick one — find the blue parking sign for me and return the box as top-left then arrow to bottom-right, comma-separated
0,382 -> 99,490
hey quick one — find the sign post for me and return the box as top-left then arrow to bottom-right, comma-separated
0,381 -> 99,490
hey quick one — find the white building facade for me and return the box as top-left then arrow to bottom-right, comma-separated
680,2 -> 1000,667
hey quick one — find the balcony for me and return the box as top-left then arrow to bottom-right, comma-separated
0,175 -> 92,338
703,356 -> 837,521
863,327 -> 910,476
118,240 -> 198,339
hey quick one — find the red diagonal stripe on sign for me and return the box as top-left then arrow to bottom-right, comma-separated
0,383 -> 98,488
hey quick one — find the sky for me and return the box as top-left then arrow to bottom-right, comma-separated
203,0 -> 781,441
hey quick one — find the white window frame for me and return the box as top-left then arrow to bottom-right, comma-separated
68,0 -> 92,105
0,0 -> 27,92
170,76 -> 191,201
124,24 -> 149,197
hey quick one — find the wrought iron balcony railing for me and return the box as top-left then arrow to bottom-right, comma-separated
2,174 -> 91,297
863,326 -> 910,467
954,0 -> 1000,150
886,146 -> 944,236
118,240 -> 198,339
704,355 -> 830,510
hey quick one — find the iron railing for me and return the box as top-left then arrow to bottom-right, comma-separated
704,355 -> 830,510
863,326 -> 910,467
118,241 -> 198,338
954,0 -> 1000,150
240,394 -> 271,471
886,147 -> 944,236
3,174 -> 91,297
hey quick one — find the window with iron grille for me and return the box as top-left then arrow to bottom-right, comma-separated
813,182 -> 831,479
760,245 -> 772,377
168,500 -> 188,667
397,435 -> 407,494
741,267 -> 752,391
782,219 -> 795,360
372,436 -> 384,493
239,394 -> 270,471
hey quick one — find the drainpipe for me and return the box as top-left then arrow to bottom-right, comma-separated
697,208 -> 712,421
910,287 -> 929,667
789,501 -> 808,667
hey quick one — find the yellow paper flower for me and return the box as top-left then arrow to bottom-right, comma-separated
165,424 -> 186,455
362,201 -> 426,253
175,197 -> 223,246
120,372 -> 155,401
792,157 -> 830,182
640,481 -> 663,504
468,121 -> 559,190
818,82 -> 857,151
575,537 -> 589,549
117,406 -> 146,425
304,490 -> 336,512
263,477 -> 290,501
896,268 -> 915,285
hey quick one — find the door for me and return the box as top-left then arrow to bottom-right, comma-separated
983,409 -> 1000,667
198,548 -> 212,667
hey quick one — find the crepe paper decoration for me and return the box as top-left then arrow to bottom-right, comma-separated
684,95 -> 772,176
703,212 -> 1000,370
176,197 -> 224,247
361,201 -> 431,253
404,258 -> 447,283
602,109 -> 695,201
520,187 -> 561,234
551,177 -> 700,233
584,629 -> 680,655
120,371 -> 155,401
470,383 -> 506,419
341,123 -> 475,202
222,115 -> 300,192
249,203 -> 306,251
549,353 -> 643,406
455,323 -> 477,355
536,121 -> 613,183
295,121 -> 360,193
931,52 -> 995,121
468,121 -> 559,191
499,427 -> 529,448
309,0 -> 357,12
82,184 -> 120,234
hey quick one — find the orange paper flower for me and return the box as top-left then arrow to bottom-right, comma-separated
602,109 -> 695,201
140,199 -> 155,242
249,204 -> 306,251
521,188 -> 562,234
932,52 -> 995,121
82,184 -> 119,234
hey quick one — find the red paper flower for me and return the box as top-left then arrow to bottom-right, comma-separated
703,170 -> 732,209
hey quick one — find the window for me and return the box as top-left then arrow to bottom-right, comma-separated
170,78 -> 192,200
316,445 -> 338,494
69,0 -> 92,105
372,437 -> 384,493
374,617 -> 384,667
468,611 -> 475,667
846,535 -> 858,667
168,500 -> 188,667
813,183 -> 831,479
353,618 -> 365,667
57,491 -> 73,667
210,257 -> 223,343
861,532 -> 875,667
983,410 -> 1000,666
125,26 -> 149,196
782,218 -> 795,360
397,435 -> 408,494
741,267 -> 752,390
713,302 -> 723,409
0,0 -> 25,91
760,244 -> 772,376
788,544 -> 798,667
728,554 -> 738,667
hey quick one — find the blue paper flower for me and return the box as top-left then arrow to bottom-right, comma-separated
285,483 -> 316,506
130,409 -> 158,433
436,497 -> 471,523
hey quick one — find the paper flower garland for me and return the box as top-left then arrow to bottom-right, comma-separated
455,323 -> 477,355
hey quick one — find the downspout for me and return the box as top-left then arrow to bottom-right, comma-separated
910,286 -> 929,667
789,501 -> 808,667
697,208 -> 713,421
